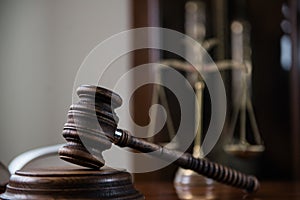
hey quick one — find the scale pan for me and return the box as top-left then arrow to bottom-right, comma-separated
224,144 -> 265,158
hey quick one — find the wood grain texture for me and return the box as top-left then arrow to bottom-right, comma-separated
0,168 -> 144,199
136,181 -> 300,200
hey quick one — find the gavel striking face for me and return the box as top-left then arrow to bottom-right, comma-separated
59,85 -> 260,193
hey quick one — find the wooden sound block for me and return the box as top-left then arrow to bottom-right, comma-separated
0,167 -> 144,199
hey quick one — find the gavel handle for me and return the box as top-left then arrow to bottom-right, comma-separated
114,129 -> 260,193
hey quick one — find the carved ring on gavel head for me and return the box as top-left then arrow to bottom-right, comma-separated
58,85 -> 260,193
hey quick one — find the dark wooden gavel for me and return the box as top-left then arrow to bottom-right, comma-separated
59,85 -> 260,193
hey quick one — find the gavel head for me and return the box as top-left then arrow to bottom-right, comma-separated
58,85 -> 122,169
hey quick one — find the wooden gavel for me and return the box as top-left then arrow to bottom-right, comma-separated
59,85 -> 260,193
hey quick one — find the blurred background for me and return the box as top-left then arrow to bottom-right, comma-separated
0,0 -> 132,166
0,0 -> 299,183
131,0 -> 300,182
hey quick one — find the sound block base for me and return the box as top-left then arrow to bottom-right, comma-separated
0,167 -> 144,199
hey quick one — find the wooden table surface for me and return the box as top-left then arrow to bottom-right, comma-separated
135,181 -> 300,200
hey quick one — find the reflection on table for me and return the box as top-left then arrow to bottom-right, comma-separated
135,181 -> 300,200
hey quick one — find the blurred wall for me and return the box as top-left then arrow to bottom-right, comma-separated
0,0 -> 131,165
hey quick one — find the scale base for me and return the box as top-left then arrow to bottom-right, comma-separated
174,168 -> 217,200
